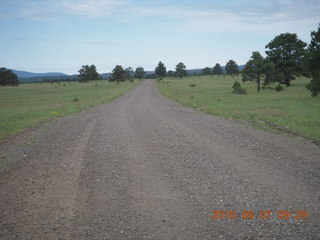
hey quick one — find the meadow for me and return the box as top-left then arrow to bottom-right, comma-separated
0,80 -> 140,141
157,75 -> 320,143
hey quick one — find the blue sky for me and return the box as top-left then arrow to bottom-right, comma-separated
0,0 -> 319,74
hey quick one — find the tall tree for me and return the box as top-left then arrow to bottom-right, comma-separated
134,67 -> 146,79
225,60 -> 239,76
155,61 -> 167,79
242,51 -> 268,92
202,67 -> 212,76
78,65 -> 100,82
175,62 -> 188,78
0,67 -> 19,86
212,63 -> 223,75
265,33 -> 307,86
111,65 -> 126,84
306,24 -> 320,96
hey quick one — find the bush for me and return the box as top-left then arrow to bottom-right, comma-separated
73,97 -> 79,102
306,79 -> 320,96
275,84 -> 284,92
189,83 -> 196,87
232,81 -> 247,95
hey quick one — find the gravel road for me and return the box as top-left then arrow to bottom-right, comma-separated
1,79 -> 319,239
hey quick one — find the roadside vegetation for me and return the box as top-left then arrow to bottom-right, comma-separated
153,24 -> 320,143
157,75 -> 320,143
0,80 -> 140,140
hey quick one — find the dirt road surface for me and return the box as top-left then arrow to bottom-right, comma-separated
1,80 -> 319,239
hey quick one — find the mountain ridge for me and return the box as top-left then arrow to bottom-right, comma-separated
12,70 -> 68,78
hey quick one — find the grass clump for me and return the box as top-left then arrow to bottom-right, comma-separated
275,84 -> 285,92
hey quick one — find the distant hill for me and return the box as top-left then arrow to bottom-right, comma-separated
100,73 -> 112,79
12,70 -> 67,78
11,69 -> 113,83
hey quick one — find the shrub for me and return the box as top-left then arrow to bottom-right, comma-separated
232,81 -> 247,95
275,84 -> 284,92
73,97 -> 79,102
249,113 -> 256,120
189,83 -> 196,87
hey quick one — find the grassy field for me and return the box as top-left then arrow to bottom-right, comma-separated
0,80 -> 140,141
157,75 -> 320,143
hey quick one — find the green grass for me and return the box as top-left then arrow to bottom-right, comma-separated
157,76 -> 320,143
0,80 -> 140,140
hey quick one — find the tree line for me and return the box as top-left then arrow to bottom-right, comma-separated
1,24 -> 318,96
78,65 -> 146,84
77,59 -> 240,84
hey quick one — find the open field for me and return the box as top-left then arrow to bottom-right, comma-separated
0,80 -> 140,141
1,80 -> 319,239
157,76 -> 320,143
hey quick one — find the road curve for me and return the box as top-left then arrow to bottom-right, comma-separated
1,79 -> 319,239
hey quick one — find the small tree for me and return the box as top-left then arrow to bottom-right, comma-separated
265,33 -> 307,86
125,67 -> 134,81
202,67 -> 212,76
225,60 -> 239,76
175,62 -> 188,78
111,65 -> 126,84
78,65 -> 100,82
155,61 -> 167,80
0,68 -> 19,86
134,67 -> 146,79
242,51 -> 267,92
212,63 -> 223,75
306,24 -> 320,96
232,81 -> 247,95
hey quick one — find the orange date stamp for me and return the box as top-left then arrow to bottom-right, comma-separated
211,210 -> 308,220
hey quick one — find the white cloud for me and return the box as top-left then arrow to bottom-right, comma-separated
127,0 -> 319,37
1,0 -> 319,37
62,0 -> 127,17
